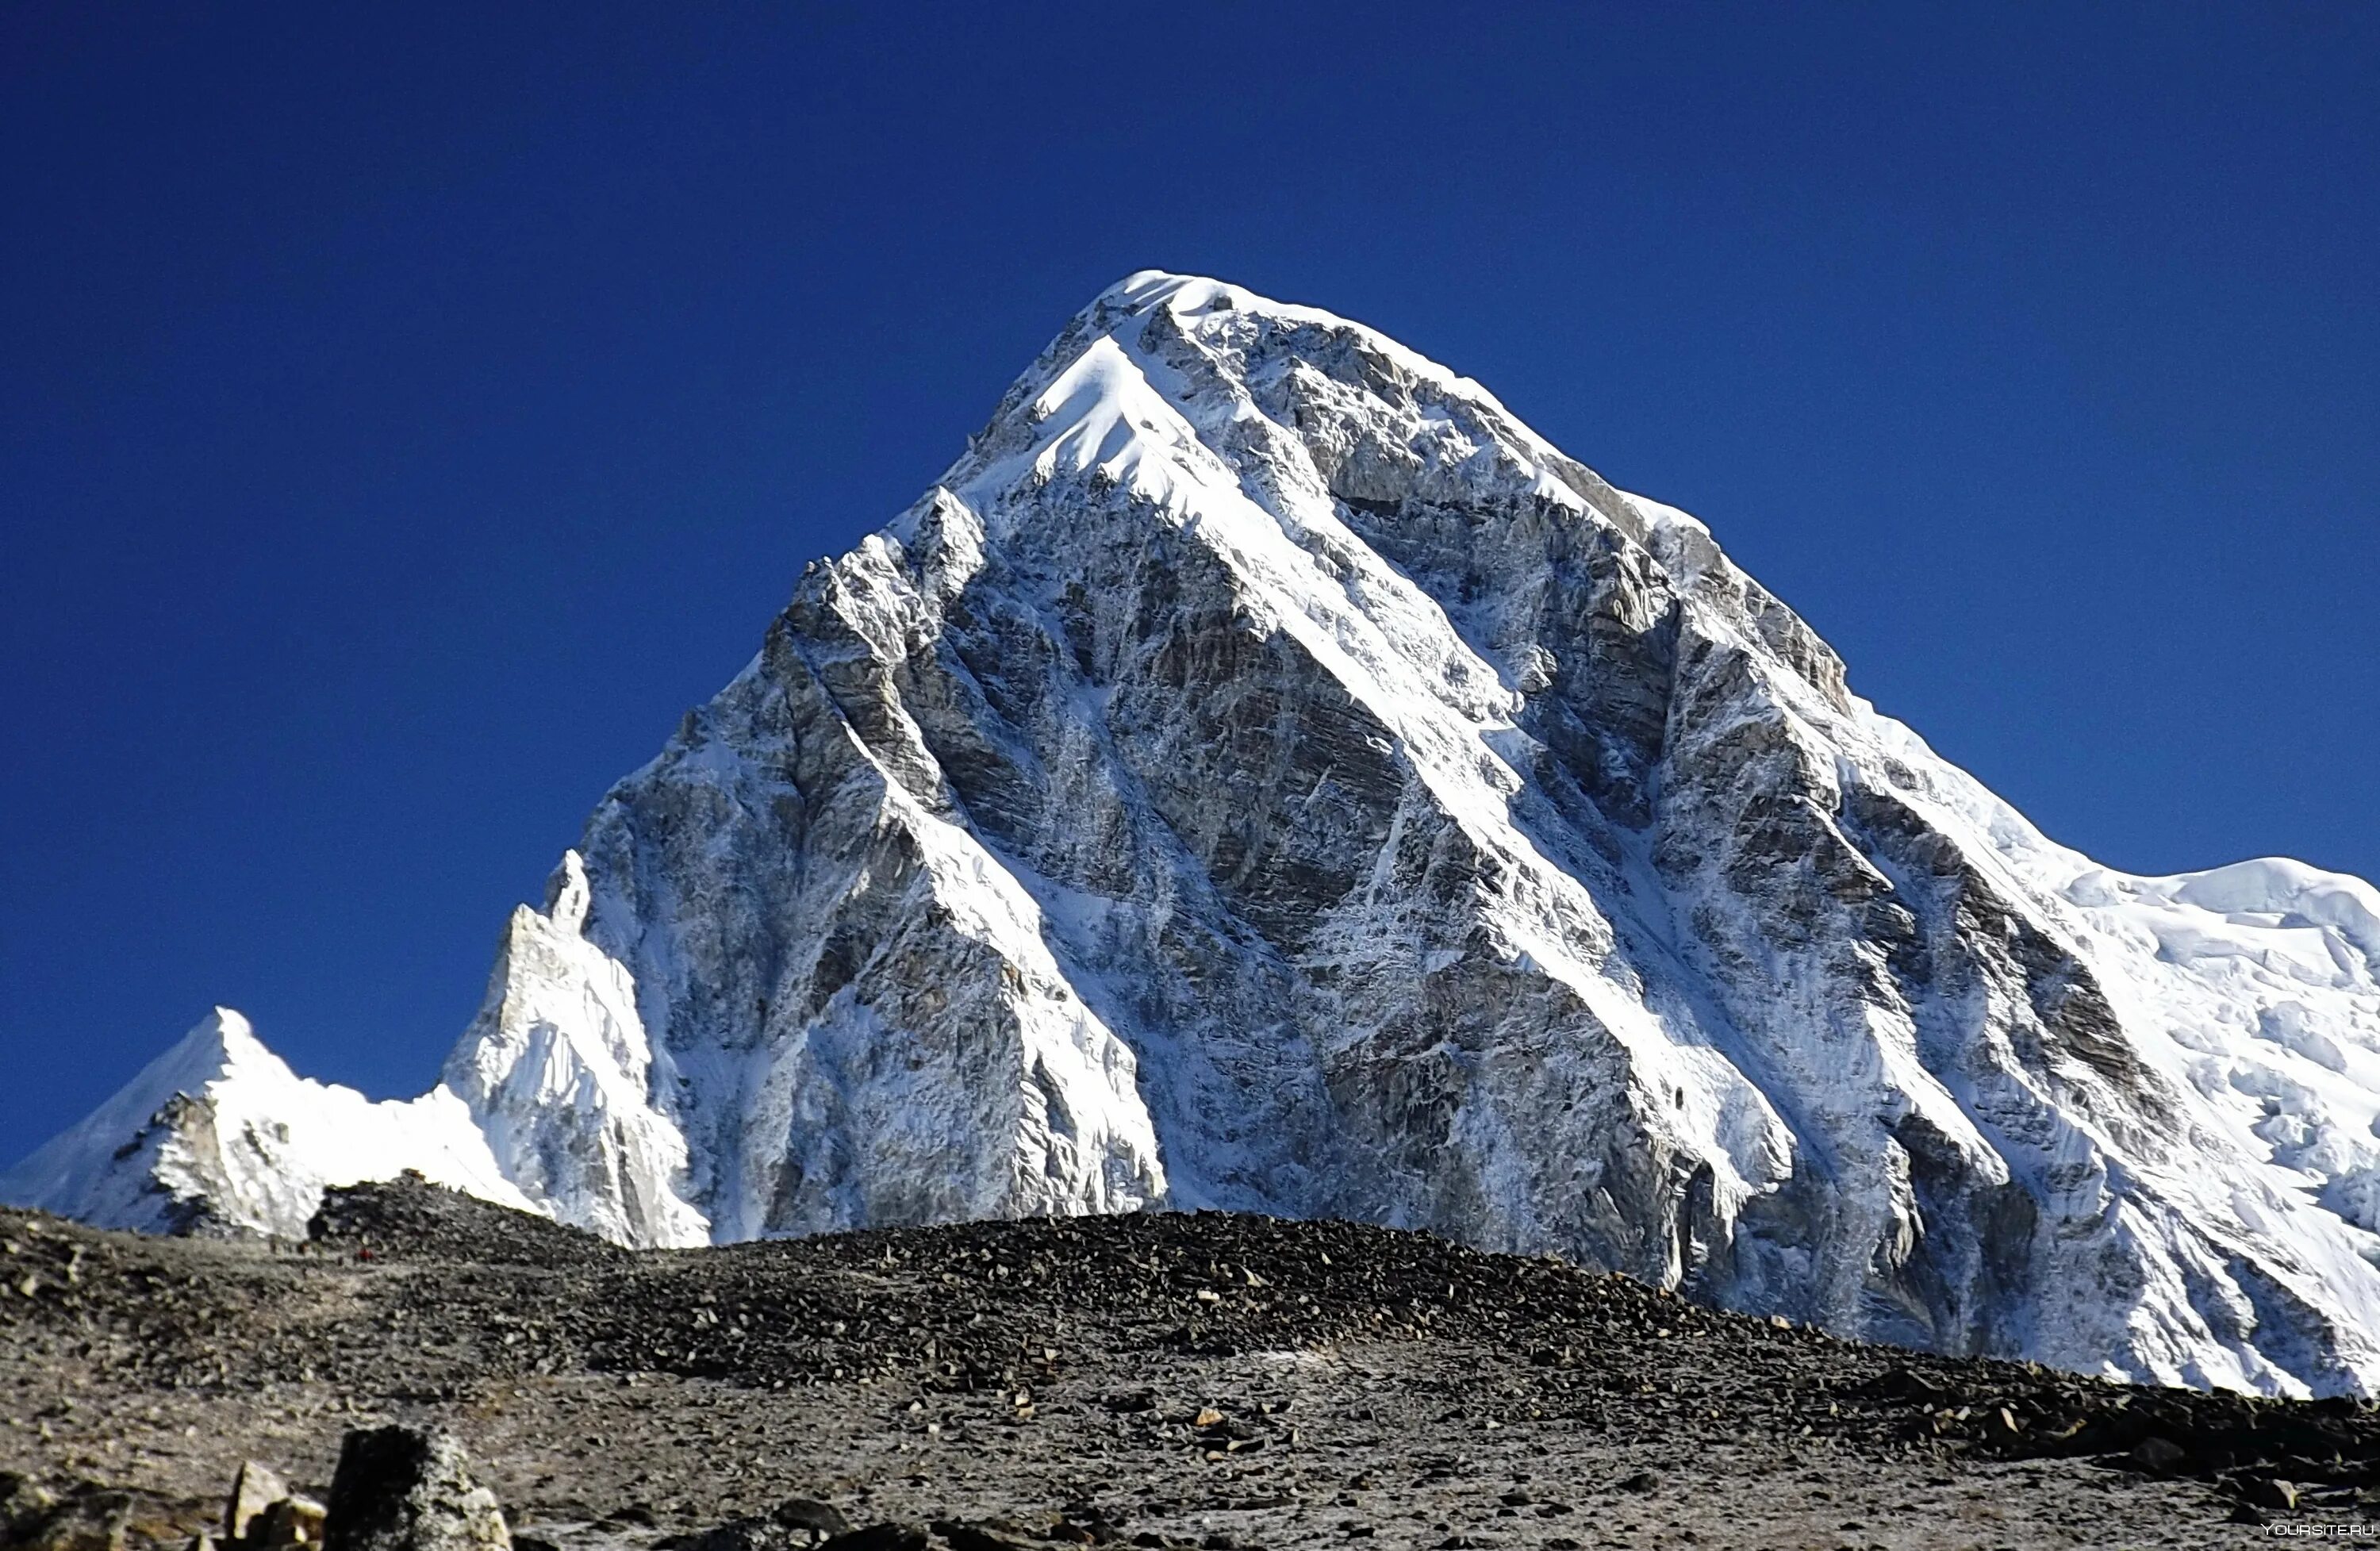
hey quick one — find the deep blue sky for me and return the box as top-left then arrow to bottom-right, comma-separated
5,5 -> 2375,1154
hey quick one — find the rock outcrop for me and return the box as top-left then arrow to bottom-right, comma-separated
224,1462 -> 294,1545
323,1430 -> 509,1551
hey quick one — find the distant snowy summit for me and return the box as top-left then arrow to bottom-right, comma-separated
2,1006 -> 533,1238
11,272 -> 2380,1396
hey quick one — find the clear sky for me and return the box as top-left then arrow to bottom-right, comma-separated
4,5 -> 2374,1154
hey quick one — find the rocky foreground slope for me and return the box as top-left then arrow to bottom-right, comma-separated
7,1179 -> 2380,1551
10,272 -> 2380,1396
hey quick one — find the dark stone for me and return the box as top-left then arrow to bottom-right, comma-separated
813,1528 -> 925,1551
323,1428 -> 510,1551
2240,1476 -> 2299,1511
2,1475 -> 60,1541
929,1526 -> 1033,1551
770,1503 -> 852,1541
250,1499 -> 327,1550
7,1492 -> 126,1551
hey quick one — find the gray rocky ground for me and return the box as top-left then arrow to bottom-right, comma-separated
6,1178 -> 2376,1550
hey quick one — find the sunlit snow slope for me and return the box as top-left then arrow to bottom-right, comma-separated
2,1008 -> 531,1238
10,274 -> 2378,1395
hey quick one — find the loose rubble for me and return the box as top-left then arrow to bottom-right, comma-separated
7,1180 -> 2380,1549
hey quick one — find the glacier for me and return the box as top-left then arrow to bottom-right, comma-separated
9,271 -> 2379,1396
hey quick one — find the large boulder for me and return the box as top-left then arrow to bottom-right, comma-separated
321,1430 -> 508,1551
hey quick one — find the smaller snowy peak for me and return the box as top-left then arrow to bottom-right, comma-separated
3,858 -> 709,1250
2,1007 -> 534,1239
1,1008 -> 284,1210
178,1004 -> 273,1067
140,1004 -> 283,1092
140,1005 -> 286,1094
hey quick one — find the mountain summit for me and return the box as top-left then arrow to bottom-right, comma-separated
11,273 -> 2380,1395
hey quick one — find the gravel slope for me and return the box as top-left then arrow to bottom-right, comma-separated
5,1179 -> 2374,1550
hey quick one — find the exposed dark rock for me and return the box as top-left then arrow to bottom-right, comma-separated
768,1505 -> 850,1543
812,1530 -> 925,1551
322,1430 -> 509,1551
244,1499 -> 324,1551
2,1476 -> 61,1542
925,1529 -> 1031,1551
2241,1476 -> 2300,1511
307,1178 -> 618,1271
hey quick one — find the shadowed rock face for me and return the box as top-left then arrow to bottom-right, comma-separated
13,273 -> 2380,1397
324,1429 -> 509,1551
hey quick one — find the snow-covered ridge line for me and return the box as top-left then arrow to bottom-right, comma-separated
9,271 -> 2378,1396
2,1008 -> 533,1238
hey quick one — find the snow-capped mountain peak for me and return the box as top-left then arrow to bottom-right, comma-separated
2,1008 -> 530,1238
11,274 -> 2378,1396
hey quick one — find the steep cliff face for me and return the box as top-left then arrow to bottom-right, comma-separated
11,274 -> 2379,1395
439,852 -> 711,1249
